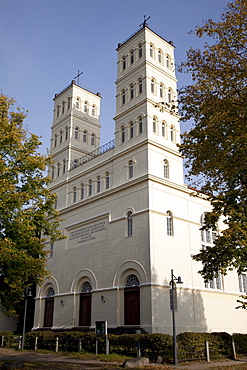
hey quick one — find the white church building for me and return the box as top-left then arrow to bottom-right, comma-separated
33,23 -> 247,334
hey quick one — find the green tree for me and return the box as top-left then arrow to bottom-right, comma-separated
178,0 -> 247,288
0,95 -> 63,316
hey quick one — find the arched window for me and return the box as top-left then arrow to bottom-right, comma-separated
168,88 -> 172,103
60,130 -> 63,144
162,121 -> 166,137
92,105 -> 96,116
150,43 -> 153,57
83,130 -> 87,143
81,183 -> 84,199
153,116 -> 157,133
88,180 -> 92,197
130,50 -> 134,64
67,97 -> 71,110
97,176 -> 100,193
75,127 -> 79,140
62,101 -> 65,114
151,78 -> 155,93
84,101 -> 88,113
63,159 -> 66,174
57,106 -> 60,118
57,163 -> 60,177
170,125 -> 175,142
138,78 -> 142,94
123,55 -> 126,70
122,90 -> 126,105
79,282 -> 92,326
139,117 -> 143,134
73,187 -> 77,203
91,133 -> 95,146
43,287 -> 55,328
65,127 -> 68,140
124,274 -> 140,325
139,43 -> 142,58
130,122 -> 134,139
160,83 -> 164,98
167,211 -> 173,236
158,49 -> 162,63
51,166 -> 55,180
127,211 -> 133,237
166,54 -> 170,68
105,172 -> 110,189
76,98 -> 80,109
121,126 -> 125,143
129,160 -> 133,179
130,84 -> 134,99
163,159 -> 169,178
54,134 -> 57,147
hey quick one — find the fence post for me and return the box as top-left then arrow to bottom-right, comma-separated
1,336 -> 4,347
34,337 -> 38,351
55,337 -> 59,352
78,338 -> 82,352
232,339 -> 237,360
205,341 -> 210,362
96,338 -> 98,355
18,336 -> 22,350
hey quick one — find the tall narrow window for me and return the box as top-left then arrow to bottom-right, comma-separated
129,160 -> 133,179
122,90 -> 126,105
81,183 -> 84,199
170,125 -> 175,142
153,116 -> 157,133
88,180 -> 92,197
60,130 -> 63,144
51,166 -> 55,180
57,163 -> 60,177
160,83 -> 164,98
75,127 -> 79,139
168,88 -> 172,103
138,78 -> 142,94
163,159 -> 169,178
158,49 -> 162,63
130,50 -> 134,64
121,126 -> 125,143
63,159 -> 66,174
162,121 -> 165,137
139,44 -> 142,58
76,98 -> 80,109
65,127 -> 68,140
151,78 -> 155,93
67,97 -> 71,110
91,134 -> 95,146
84,101 -> 88,113
127,211 -> 133,237
105,172 -> 109,189
54,134 -> 57,147
130,122 -> 134,139
73,187 -> 77,203
97,176 -> 100,193
83,130 -> 87,143
239,274 -> 247,293
167,211 -> 173,236
92,105 -> 96,116
130,84 -> 134,99
139,117 -> 143,134
123,56 -> 126,70
166,54 -> 170,68
150,44 -> 153,57
57,106 -> 60,118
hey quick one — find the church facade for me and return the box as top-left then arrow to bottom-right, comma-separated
33,24 -> 247,334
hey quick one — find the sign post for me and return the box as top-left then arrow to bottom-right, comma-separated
95,321 -> 108,355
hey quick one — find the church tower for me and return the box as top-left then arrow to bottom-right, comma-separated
114,22 -> 184,185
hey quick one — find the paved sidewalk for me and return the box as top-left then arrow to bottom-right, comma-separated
0,348 -> 247,369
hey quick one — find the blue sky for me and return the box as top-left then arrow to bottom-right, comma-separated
1,0 -> 229,152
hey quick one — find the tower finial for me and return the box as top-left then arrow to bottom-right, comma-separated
139,15 -> 150,28
74,70 -> 83,86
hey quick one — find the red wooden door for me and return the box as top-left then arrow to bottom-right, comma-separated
124,287 -> 140,325
79,293 -> 92,326
43,298 -> 54,327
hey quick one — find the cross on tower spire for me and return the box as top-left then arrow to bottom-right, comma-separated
139,15 -> 150,28
74,70 -> 83,85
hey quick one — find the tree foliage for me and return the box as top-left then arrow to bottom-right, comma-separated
0,95 -> 63,316
178,1 -> 247,283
